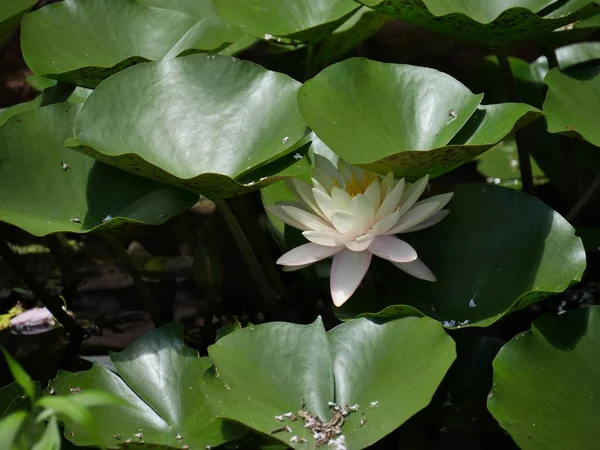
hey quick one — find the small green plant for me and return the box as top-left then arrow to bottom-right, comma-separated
0,348 -> 126,450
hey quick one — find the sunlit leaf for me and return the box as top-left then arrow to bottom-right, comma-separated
66,54 -> 311,198
488,306 -> 600,449
201,316 -> 455,449
48,323 -> 245,449
0,104 -> 198,236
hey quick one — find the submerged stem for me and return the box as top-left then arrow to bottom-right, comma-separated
46,234 -> 79,305
496,49 -> 534,195
0,234 -> 86,342
304,43 -> 315,81
103,233 -> 165,327
215,198 -> 282,319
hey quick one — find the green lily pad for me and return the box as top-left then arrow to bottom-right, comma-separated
0,0 -> 35,48
212,0 -> 360,42
66,54 -> 311,199
314,7 -> 392,68
21,0 -> 242,88
338,184 -> 585,327
488,306 -> 600,449
543,68 -> 600,148
47,323 -> 245,449
201,316 -> 455,450
360,0 -> 600,46
299,58 -> 541,180
476,135 -> 548,189
0,103 -> 198,237
476,43 -> 600,190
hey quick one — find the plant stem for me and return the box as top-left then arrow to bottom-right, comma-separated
103,233 -> 165,327
214,199 -> 282,319
46,234 -> 79,305
567,173 -> 600,223
230,195 -> 291,305
304,43 -> 315,81
0,234 -> 86,342
543,45 -> 559,70
496,49 -> 535,195
39,82 -> 76,106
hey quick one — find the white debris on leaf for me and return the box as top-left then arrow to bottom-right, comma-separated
293,152 -> 302,160
442,320 -> 456,327
282,136 -> 290,144
290,436 -> 298,443
275,415 -> 284,422
328,435 -> 347,450
103,215 -> 113,223
369,401 -> 378,409
469,299 -> 476,308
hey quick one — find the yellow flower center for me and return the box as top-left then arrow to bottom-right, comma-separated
334,171 -> 378,197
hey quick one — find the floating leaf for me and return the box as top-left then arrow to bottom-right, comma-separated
0,104 -> 198,236
0,0 -> 35,47
299,58 -> 541,180
488,307 -> 600,449
476,136 -> 547,189
360,0 -> 600,46
543,67 -> 600,148
21,0 -> 242,88
212,0 -> 360,42
48,323 -> 245,449
201,316 -> 455,449
338,184 -> 585,327
66,54 -> 311,198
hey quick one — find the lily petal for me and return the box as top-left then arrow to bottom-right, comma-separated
280,205 -> 335,232
345,234 -> 375,251
350,193 -> 377,234
392,258 -> 436,282
380,172 -> 394,198
369,207 -> 402,235
364,180 -> 381,210
387,193 -> 453,234
401,209 -> 449,233
312,188 -> 335,220
277,243 -> 343,266
396,175 -> 429,218
331,186 -> 353,211
282,263 -> 314,272
314,154 -> 344,188
376,178 -> 405,221
264,204 -> 310,231
368,235 -> 418,262
303,230 -> 349,247
286,178 -> 327,220
331,249 -> 372,306
331,210 -> 356,235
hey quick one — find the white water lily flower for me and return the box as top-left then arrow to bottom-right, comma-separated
266,155 -> 453,307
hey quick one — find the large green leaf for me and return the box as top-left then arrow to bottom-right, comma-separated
360,0 -> 600,46
299,58 -> 541,180
543,68 -> 600,148
338,184 -> 585,327
47,323 -> 245,449
0,104 -> 197,237
488,306 -> 600,449
212,0 -> 360,42
21,0 -> 242,88
0,0 -> 35,48
66,54 -> 311,199
201,316 -> 455,449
